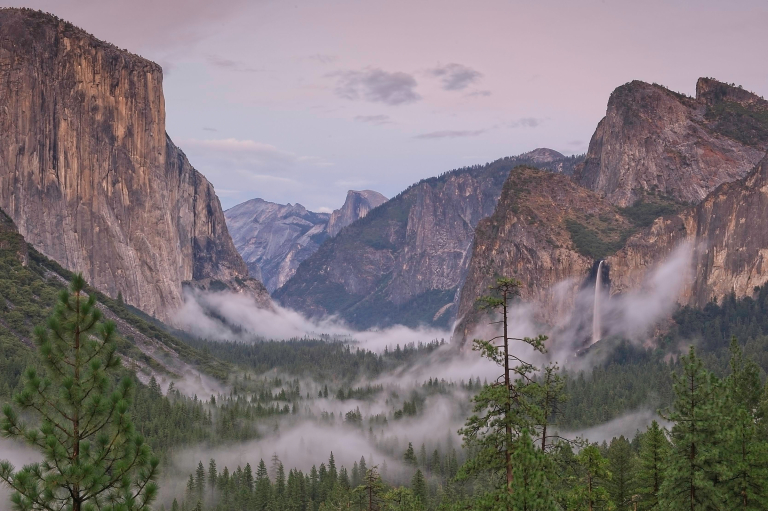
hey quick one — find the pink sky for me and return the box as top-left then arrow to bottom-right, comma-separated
6,0 -> 768,210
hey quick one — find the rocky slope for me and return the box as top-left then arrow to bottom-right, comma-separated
273,151 -> 584,329
454,166 -> 633,337
225,190 -> 387,292
225,200 -> 330,292
327,190 -> 388,237
574,78 -> 768,207
608,152 -> 768,308
0,9 -> 269,321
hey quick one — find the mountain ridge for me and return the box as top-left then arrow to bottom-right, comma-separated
225,189 -> 387,292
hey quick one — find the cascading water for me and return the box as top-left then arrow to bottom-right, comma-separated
591,260 -> 604,345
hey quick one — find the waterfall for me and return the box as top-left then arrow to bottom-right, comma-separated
592,260 -> 604,345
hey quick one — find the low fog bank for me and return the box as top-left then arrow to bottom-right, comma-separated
175,288 -> 451,352
558,408 -> 672,445
158,389 -> 470,504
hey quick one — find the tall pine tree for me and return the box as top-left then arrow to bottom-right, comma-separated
0,275 -> 159,511
660,346 -> 723,510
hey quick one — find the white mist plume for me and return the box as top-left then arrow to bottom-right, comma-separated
558,408 -> 671,445
175,288 -> 451,352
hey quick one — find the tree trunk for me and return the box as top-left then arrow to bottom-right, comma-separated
503,291 -> 513,495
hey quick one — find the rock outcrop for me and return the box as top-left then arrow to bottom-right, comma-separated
608,152 -> 768,308
225,190 -> 387,292
455,166 -> 632,337
274,151 -> 584,329
327,190 -> 388,237
574,79 -> 768,207
0,8 -> 269,321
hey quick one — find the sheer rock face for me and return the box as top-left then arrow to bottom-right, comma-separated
574,79 -> 768,207
455,167 -> 630,338
225,199 -> 331,292
274,151 -> 584,329
225,190 -> 387,293
608,153 -> 768,308
0,9 -> 269,320
327,190 -> 388,238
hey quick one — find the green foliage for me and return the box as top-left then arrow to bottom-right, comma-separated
705,100 -> 768,147
0,275 -> 159,511
659,346 -> 723,510
618,195 -> 687,227
565,219 -> 629,260
636,421 -> 669,510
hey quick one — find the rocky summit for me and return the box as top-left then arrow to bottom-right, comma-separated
225,190 -> 387,293
0,9 -> 270,321
574,78 -> 768,207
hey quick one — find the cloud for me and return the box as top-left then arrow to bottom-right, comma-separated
430,63 -> 483,91
308,54 -> 338,64
203,127 -> 218,132
414,129 -> 486,140
466,90 -> 492,98
509,117 -> 544,128
206,54 -> 262,72
333,69 -> 421,106
354,114 -> 392,125
178,138 -> 328,168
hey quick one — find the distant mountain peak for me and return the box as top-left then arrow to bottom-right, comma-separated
327,190 -> 388,237
225,190 -> 387,292
520,148 -> 565,163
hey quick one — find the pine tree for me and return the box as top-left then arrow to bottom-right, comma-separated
208,459 -> 218,496
507,429 -> 558,511
411,469 -> 427,504
0,275 -> 159,511
255,459 -> 271,510
458,277 -> 549,497
570,445 -> 612,511
722,338 -> 768,510
659,346 -> 723,510
607,436 -> 635,509
636,421 -> 669,510
404,443 -> 418,467
195,461 -> 206,498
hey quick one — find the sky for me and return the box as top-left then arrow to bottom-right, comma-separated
5,0 -> 768,211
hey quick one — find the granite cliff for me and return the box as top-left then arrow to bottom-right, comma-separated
455,166 -> 633,337
327,190 -> 387,237
0,9 -> 269,321
574,78 -> 768,207
274,151 -> 583,328
456,78 -> 768,340
607,152 -> 768,309
225,190 -> 387,292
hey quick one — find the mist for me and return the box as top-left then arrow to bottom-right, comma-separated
175,288 -> 451,352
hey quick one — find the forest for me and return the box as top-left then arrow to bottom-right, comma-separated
3,228 -> 768,510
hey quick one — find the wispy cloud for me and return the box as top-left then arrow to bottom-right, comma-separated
206,54 -> 262,72
354,114 -> 392,125
430,63 -> 483,91
509,117 -> 544,128
466,90 -> 492,98
203,127 -> 218,132
308,54 -> 338,64
414,129 -> 486,140
178,138 -> 329,167
332,69 -> 421,106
